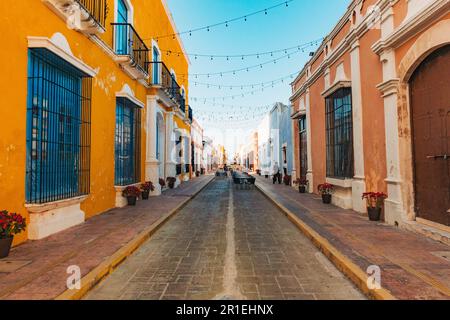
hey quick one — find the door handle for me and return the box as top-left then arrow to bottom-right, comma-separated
427,155 -> 449,160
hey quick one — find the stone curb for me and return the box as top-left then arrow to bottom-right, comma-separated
55,176 -> 215,300
255,182 -> 396,301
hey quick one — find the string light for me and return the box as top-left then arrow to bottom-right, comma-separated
191,80 -> 287,101
188,71 -> 298,90
145,0 -> 295,40
157,38 -> 323,60
178,41 -> 321,78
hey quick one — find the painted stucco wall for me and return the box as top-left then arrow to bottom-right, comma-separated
0,0 -> 189,245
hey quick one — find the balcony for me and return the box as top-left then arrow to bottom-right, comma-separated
43,0 -> 108,35
187,105 -> 193,123
112,23 -> 149,80
150,62 -> 186,112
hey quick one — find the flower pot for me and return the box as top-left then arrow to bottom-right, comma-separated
168,182 -> 175,189
127,196 -> 137,206
141,190 -> 150,200
368,207 -> 382,221
322,194 -> 332,204
299,185 -> 306,193
0,237 -> 13,259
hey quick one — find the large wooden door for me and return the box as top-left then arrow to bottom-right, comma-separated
410,45 -> 450,226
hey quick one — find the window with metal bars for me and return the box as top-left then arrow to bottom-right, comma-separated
26,49 -> 92,204
115,97 -> 141,186
299,116 -> 308,179
325,88 -> 354,179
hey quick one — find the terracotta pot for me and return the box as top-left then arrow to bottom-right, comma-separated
141,190 -> 150,200
322,194 -> 332,204
368,207 -> 382,221
299,185 -> 306,193
0,237 -> 14,259
127,196 -> 137,206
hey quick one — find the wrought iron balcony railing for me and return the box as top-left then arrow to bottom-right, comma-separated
188,105 -> 193,122
112,23 -> 149,76
76,0 -> 108,28
150,62 -> 185,110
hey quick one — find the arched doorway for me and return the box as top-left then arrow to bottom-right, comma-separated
410,45 -> 450,226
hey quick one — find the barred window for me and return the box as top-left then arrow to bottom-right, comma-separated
26,49 -> 92,204
115,97 -> 141,186
299,116 -> 308,179
325,88 -> 354,179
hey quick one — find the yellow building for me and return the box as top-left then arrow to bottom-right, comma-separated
0,0 -> 192,245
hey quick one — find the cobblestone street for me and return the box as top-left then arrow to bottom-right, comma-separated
85,178 -> 365,300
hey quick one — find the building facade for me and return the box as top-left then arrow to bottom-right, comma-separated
290,0 -> 450,231
270,103 -> 294,177
257,103 -> 293,177
191,119 -> 203,176
202,136 -> 214,173
237,131 -> 259,172
0,0 -> 192,244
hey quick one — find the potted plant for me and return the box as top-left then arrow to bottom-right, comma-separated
0,210 -> 26,259
122,186 -> 141,206
141,181 -> 155,200
362,192 -> 388,221
293,178 -> 309,193
318,183 -> 334,204
283,175 -> 292,186
167,177 -> 176,189
196,171 -> 200,177
159,178 -> 166,189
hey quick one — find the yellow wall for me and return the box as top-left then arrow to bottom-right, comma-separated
0,0 -> 189,245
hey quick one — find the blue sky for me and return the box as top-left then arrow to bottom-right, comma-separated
166,0 -> 349,154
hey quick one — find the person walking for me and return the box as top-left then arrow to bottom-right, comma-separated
272,162 -> 281,184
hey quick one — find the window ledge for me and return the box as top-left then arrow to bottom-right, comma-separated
326,177 -> 353,188
114,183 -> 141,192
25,195 -> 88,214
321,80 -> 351,98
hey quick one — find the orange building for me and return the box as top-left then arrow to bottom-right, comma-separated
290,0 -> 450,232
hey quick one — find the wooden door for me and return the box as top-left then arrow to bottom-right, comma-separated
410,45 -> 450,226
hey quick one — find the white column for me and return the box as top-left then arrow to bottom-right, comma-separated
145,95 -> 161,195
165,111 -> 176,178
377,8 -> 408,225
350,40 -> 366,213
305,89 -> 314,192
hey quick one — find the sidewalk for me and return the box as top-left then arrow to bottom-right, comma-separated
0,175 -> 214,300
255,175 -> 450,300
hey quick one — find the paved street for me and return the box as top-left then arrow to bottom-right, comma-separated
85,177 -> 365,300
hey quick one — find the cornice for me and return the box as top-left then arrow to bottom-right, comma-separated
372,0 -> 450,55
376,78 -> 400,97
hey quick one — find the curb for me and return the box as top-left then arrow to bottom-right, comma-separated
255,183 -> 396,301
55,176 -> 215,300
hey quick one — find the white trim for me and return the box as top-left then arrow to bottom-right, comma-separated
326,177 -> 353,188
116,84 -> 145,108
152,40 -> 162,61
25,195 -> 88,213
170,68 -> 177,80
114,0 -> 134,24
321,80 -> 352,97
27,35 -> 97,77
